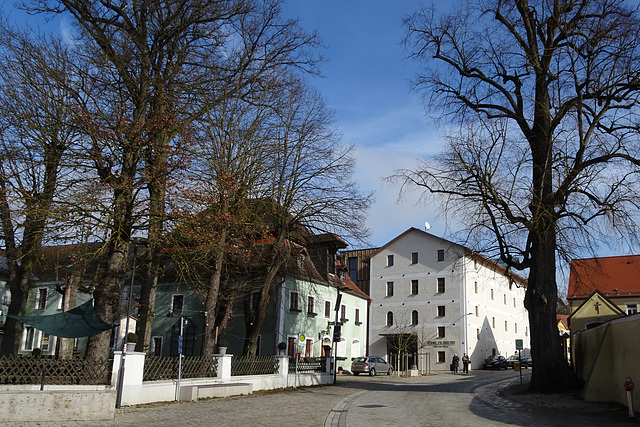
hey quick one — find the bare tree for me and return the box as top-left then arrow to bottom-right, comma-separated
242,79 -> 373,356
0,27 -> 79,356
397,0 -> 640,391
27,0 -> 324,357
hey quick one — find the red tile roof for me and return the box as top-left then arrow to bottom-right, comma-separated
567,255 -> 640,299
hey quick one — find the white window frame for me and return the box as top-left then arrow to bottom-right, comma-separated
151,336 -> 163,357
289,291 -> 301,312
324,300 -> 331,318
35,287 -> 48,311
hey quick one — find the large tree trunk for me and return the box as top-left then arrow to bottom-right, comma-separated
526,227 -> 574,392
243,258 -> 284,356
201,244 -> 225,357
85,244 -> 129,361
0,265 -> 29,356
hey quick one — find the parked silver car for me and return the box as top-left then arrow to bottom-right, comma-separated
350,356 -> 393,376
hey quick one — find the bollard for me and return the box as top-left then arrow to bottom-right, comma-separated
624,377 -> 635,419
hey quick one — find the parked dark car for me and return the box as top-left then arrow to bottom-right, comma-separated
482,355 -> 508,370
506,355 -> 529,369
351,357 -> 393,376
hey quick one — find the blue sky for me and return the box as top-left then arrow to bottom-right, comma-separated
1,0 -> 445,249
281,1 -> 444,248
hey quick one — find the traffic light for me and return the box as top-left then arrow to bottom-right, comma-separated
333,324 -> 341,342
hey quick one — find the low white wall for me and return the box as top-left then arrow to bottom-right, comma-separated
121,354 -> 332,406
0,390 -> 116,422
0,353 -> 334,422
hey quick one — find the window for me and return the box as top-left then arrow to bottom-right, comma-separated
387,254 -> 394,266
249,292 -> 260,312
152,336 -> 163,357
437,305 -> 445,317
437,326 -> 445,338
348,257 -> 358,286
504,294 -> 507,305
492,317 -> 495,328
526,327 -> 529,336
386,311 -> 394,326
515,323 -> 518,334
171,294 -> 184,316
437,278 -> 445,293
627,304 -> 638,315
35,288 -> 47,310
474,281 -> 478,293
411,252 -> 419,264
290,292 -> 300,312
305,339 -> 312,357
475,306 -> 479,317
40,333 -> 51,352
387,281 -> 394,297
476,328 -> 480,339
505,320 -> 508,331
340,304 -> 347,321
491,289 -> 494,300
514,298 -> 516,308
437,249 -> 445,262
355,308 -> 361,324
57,294 -> 64,310
307,296 -> 316,315
411,279 -> 419,295
287,336 -> 296,358
324,301 -> 331,318
23,326 -> 35,351
438,351 -> 446,363
411,310 -> 418,325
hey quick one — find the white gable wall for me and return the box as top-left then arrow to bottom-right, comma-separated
369,228 -> 529,371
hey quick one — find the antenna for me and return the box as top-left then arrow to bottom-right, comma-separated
424,221 -> 431,231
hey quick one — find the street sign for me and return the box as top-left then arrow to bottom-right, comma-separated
515,339 -> 523,350
177,335 -> 183,355
299,333 -> 306,343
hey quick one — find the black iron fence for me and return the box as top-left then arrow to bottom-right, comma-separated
0,355 -> 112,385
288,357 -> 326,373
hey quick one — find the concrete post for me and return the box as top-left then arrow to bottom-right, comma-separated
216,354 -> 233,380
111,351 -> 145,406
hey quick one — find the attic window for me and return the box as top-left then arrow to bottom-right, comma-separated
297,253 -> 305,268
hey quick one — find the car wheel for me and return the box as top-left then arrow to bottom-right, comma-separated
387,367 -> 393,376
353,372 -> 359,376
369,368 -> 376,376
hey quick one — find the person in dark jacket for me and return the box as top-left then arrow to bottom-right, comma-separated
452,353 -> 460,373
462,353 -> 470,373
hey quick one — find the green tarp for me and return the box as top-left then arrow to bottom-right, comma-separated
9,300 -> 114,338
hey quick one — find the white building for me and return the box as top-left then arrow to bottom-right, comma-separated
368,228 -> 530,371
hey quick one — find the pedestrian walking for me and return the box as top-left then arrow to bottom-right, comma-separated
462,353 -> 470,373
452,353 -> 460,373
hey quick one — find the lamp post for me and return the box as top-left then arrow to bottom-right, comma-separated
332,286 -> 350,385
115,244 -> 138,409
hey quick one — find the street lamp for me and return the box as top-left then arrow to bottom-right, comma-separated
115,238 -> 146,409
332,286 -> 350,385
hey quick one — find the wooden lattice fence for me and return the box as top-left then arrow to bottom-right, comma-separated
0,355 -> 112,385
231,355 -> 279,376
143,356 -> 217,381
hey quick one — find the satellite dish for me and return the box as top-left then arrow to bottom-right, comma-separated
424,221 -> 431,230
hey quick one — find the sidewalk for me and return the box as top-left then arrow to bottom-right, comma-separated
473,374 -> 637,426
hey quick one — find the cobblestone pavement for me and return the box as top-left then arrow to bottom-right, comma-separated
5,370 -> 638,426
